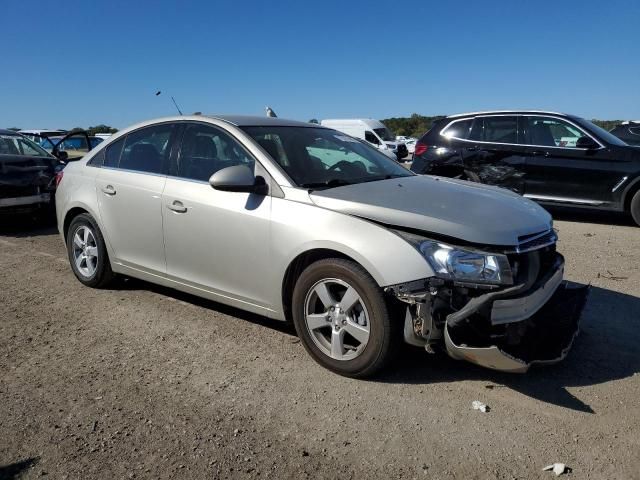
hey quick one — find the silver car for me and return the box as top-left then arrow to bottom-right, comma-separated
56,115 -> 587,377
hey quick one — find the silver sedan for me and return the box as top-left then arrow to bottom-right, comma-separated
56,115 -> 586,377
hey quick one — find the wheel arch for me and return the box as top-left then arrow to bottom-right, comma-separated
281,248 -> 374,323
622,175 -> 640,212
62,206 -> 90,241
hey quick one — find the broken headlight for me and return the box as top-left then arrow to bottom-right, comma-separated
395,231 -> 513,286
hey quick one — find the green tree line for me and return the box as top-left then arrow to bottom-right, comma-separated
381,114 -> 625,139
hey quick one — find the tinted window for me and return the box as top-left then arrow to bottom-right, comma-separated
0,134 -> 50,157
526,116 -> 587,148
87,149 -> 105,167
364,131 -> 379,144
441,119 -> 473,140
481,117 -> 518,144
177,124 -> 254,182
119,124 -> 174,174
104,137 -> 125,168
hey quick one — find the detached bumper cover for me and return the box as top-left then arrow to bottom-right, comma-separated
445,283 -> 589,372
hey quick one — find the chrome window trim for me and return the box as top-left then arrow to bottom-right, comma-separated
439,114 -> 606,150
447,110 -> 567,118
100,165 -> 167,178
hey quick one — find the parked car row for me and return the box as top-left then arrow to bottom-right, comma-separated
55,114 -> 587,378
410,110 -> 640,226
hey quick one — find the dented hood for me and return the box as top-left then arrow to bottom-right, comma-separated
309,175 -> 551,246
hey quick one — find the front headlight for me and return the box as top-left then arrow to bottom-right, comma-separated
395,232 -> 513,286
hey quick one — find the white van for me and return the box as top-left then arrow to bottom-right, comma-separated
320,118 -> 408,161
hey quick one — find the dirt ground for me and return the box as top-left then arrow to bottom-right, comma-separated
1,209 -> 639,480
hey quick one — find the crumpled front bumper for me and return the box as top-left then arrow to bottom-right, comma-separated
444,282 -> 589,372
392,252 -> 589,373
443,255 -> 589,373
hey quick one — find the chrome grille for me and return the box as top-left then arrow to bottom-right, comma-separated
515,229 -> 557,253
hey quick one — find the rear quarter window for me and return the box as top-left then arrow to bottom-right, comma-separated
441,119 -> 473,140
104,137 -> 125,168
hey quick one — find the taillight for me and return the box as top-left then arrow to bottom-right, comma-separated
414,141 -> 428,156
55,171 -> 64,187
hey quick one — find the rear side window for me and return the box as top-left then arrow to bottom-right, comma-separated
441,119 -> 473,140
104,137 -> 125,168
473,116 -> 518,144
119,124 -> 174,174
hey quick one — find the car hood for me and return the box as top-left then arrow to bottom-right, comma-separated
309,175 -> 552,246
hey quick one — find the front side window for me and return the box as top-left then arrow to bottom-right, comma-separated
241,126 -> 413,188
526,116 -> 588,148
177,124 -> 254,182
373,127 -> 394,141
0,134 -> 51,157
364,131 -> 380,144
119,124 -> 174,174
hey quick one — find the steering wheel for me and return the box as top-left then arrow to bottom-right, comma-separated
327,160 -> 353,172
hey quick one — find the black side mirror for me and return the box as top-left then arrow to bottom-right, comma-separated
209,164 -> 268,195
576,136 -> 599,149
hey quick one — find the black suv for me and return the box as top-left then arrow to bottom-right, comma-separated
411,111 -> 640,225
610,121 -> 640,147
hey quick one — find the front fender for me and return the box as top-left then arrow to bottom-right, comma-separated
268,196 -> 435,317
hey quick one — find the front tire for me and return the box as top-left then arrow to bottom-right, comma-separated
292,258 -> 397,378
66,213 -> 115,288
630,190 -> 640,226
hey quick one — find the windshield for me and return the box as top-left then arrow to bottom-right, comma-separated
0,133 -> 52,157
573,118 -> 628,147
373,127 -> 395,142
240,126 -> 413,188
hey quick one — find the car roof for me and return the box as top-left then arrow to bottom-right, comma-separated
447,110 -> 573,119
206,115 -> 320,128
0,128 -> 20,135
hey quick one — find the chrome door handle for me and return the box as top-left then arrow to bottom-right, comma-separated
167,200 -> 187,213
101,185 -> 116,195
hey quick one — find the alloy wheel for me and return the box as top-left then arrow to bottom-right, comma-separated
303,278 -> 370,361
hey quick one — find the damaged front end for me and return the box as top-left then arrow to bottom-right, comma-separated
386,235 -> 589,372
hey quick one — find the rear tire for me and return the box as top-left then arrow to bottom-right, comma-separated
292,258 -> 398,378
66,213 -> 115,288
631,190 -> 640,226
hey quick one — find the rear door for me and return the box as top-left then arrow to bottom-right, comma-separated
522,115 -> 616,204
460,115 -> 526,194
95,123 -> 178,274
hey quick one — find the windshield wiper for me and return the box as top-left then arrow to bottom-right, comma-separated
300,179 -> 353,190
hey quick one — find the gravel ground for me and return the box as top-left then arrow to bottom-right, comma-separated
1,209 -> 639,479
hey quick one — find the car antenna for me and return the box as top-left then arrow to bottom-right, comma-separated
155,90 -> 183,115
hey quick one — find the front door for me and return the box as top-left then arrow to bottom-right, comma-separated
95,123 -> 176,274
522,115 -> 616,204
161,122 -> 273,309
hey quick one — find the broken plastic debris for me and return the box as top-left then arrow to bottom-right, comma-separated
471,400 -> 489,412
543,463 -> 568,476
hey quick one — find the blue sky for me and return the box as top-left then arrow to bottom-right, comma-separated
1,0 -> 638,129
